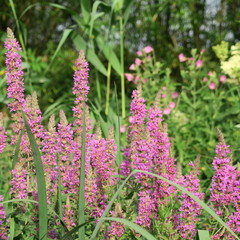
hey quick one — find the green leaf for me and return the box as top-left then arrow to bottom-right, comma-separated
102,217 -> 157,240
12,130 -> 23,169
96,36 -> 122,75
80,0 -> 91,23
22,113 -> 48,240
72,34 -> 107,76
46,28 -> 73,73
197,230 -> 211,240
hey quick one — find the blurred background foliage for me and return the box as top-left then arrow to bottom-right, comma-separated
0,0 -> 240,188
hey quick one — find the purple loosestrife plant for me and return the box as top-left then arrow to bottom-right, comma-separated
4,28 -> 25,145
41,114 -> 58,203
147,104 -> 177,203
177,157 -> 204,239
210,129 -> 240,238
107,203 -> 125,239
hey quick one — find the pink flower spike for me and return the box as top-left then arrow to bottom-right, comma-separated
203,77 -> 208,82
201,49 -> 205,54
124,73 -> 134,82
178,53 -> 186,62
163,108 -> 171,115
161,94 -> 167,99
135,58 -> 141,66
209,82 -> 216,90
172,92 -> 178,99
136,50 -> 142,56
169,102 -> 176,109
129,64 -> 135,70
196,60 -> 203,68
143,46 -> 153,53
208,71 -> 213,76
220,75 -> 226,83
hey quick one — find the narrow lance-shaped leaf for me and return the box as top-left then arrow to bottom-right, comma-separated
23,112 -> 48,240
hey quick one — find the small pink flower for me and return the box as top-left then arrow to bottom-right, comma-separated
163,108 -> 171,115
162,94 -> 167,99
125,73 -> 134,82
129,64 -> 135,70
162,87 -> 167,91
134,76 -> 140,84
203,77 -> 208,82
196,60 -> 203,68
136,50 -> 142,56
189,57 -> 194,61
169,102 -> 176,109
209,82 -> 216,90
208,71 -> 213,76
172,92 -> 179,99
220,75 -> 226,83
178,53 -> 186,62
143,78 -> 148,83
120,125 -> 126,133
143,46 -> 153,53
135,58 -> 141,66
129,116 -> 134,123
201,49 -> 205,54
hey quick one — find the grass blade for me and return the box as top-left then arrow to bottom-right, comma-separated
46,28 -> 73,73
78,108 -> 87,239
12,129 -> 23,168
102,217 -> 157,240
23,112 -> 48,240
198,230 -> 211,240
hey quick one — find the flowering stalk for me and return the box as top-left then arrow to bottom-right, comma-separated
4,28 -> 25,145
178,157 -> 204,239
0,112 -> 7,153
0,195 -> 9,240
210,129 -> 240,238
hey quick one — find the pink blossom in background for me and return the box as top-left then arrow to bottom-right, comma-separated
143,78 -> 148,83
120,125 -> 126,133
143,46 -> 153,53
203,77 -> 208,82
220,75 -> 226,83
163,108 -> 171,115
135,58 -> 141,66
136,50 -> 142,56
162,86 -> 167,91
189,57 -> 194,61
134,76 -> 140,84
201,49 -> 205,54
169,102 -> 176,109
172,92 -> 179,99
208,71 -> 213,76
162,94 -> 167,99
124,73 -> 134,82
196,60 -> 203,68
129,64 -> 135,70
178,53 -> 186,62
209,82 -> 216,90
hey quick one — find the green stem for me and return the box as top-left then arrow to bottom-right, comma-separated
78,108 -> 87,239
119,15 -> 125,119
105,61 -> 111,115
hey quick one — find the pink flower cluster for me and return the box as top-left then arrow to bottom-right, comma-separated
0,195 -> 9,239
